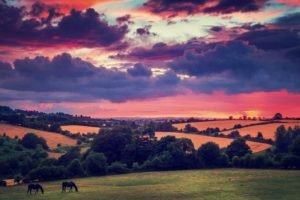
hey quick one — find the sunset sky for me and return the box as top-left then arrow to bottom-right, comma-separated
0,0 -> 299,118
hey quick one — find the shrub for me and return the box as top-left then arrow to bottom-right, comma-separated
85,153 -> 107,175
27,166 -> 69,181
108,162 -> 129,174
226,138 -> 251,159
67,159 -> 85,176
14,174 -> 23,184
19,133 -> 49,150
197,142 -> 221,168
0,180 -> 7,187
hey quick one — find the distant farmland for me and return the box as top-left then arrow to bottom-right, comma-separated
0,124 -> 77,149
221,121 -> 300,140
61,125 -> 100,134
156,132 -> 271,153
173,120 -> 261,131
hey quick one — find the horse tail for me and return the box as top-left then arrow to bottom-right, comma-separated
73,183 -> 78,192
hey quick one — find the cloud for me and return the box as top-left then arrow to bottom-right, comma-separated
142,0 -> 268,17
237,29 -> 300,50
127,63 -> 152,77
111,39 -> 213,62
0,53 -> 181,103
204,0 -> 266,14
0,2 -> 128,48
170,41 -> 300,94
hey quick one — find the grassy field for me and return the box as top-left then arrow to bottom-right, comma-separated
61,125 -> 100,135
156,132 -> 271,153
1,169 -> 300,200
0,124 -> 77,149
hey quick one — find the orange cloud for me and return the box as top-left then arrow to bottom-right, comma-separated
276,0 -> 300,6
23,0 -> 120,11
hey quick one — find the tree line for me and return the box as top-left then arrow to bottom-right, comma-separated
1,124 -> 300,185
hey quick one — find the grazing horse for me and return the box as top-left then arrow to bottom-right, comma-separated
62,181 -> 78,192
27,183 -> 44,195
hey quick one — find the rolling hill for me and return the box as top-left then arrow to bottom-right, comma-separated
0,124 -> 77,149
156,132 -> 271,153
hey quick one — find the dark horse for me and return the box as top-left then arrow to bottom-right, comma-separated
27,183 -> 44,195
62,181 -> 78,192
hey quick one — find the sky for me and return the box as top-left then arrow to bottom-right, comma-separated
0,0 -> 299,118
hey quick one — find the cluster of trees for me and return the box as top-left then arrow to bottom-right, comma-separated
232,125 -> 300,169
1,123 -> 300,185
0,105 -> 117,132
181,124 -> 273,144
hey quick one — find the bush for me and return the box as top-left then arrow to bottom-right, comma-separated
108,162 -> 129,174
85,153 -> 107,175
14,174 -> 23,184
226,138 -> 251,159
0,180 -> 7,187
281,154 -> 300,169
67,159 -> 85,176
27,166 -> 69,181
198,142 -> 221,168
19,133 -> 49,150
132,162 -> 141,171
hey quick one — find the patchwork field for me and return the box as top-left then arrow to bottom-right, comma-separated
173,120 -> 261,131
222,122 -> 300,140
1,169 -> 300,200
156,132 -> 271,153
0,124 -> 77,149
61,125 -> 100,134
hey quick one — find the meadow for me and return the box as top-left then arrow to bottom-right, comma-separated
156,132 -> 271,153
61,125 -> 101,135
0,124 -> 77,149
1,169 -> 300,200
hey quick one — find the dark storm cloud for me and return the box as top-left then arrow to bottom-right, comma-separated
0,53 -> 181,102
116,14 -> 133,24
111,40 -> 214,61
210,26 -> 223,32
0,2 -> 128,48
170,41 -> 300,94
142,0 -> 267,17
274,13 -> 300,26
204,0 -> 266,14
127,63 -> 152,77
237,29 -> 300,50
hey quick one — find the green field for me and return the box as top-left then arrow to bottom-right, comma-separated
1,169 -> 300,200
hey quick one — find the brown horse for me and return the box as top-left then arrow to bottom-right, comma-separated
27,183 -> 44,195
62,181 -> 78,192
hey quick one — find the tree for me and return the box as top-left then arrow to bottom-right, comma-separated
228,130 -> 240,138
275,125 -> 290,153
197,142 -> 221,167
58,147 -> 81,166
91,130 -> 132,163
107,162 -> 129,174
273,113 -> 283,120
256,132 -> 263,140
67,159 -> 85,176
19,133 -> 49,150
226,138 -> 251,159
183,124 -> 198,133
291,135 -> 300,156
14,174 -> 23,184
85,153 -> 107,175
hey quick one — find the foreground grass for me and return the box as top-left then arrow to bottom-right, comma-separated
1,169 -> 300,200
